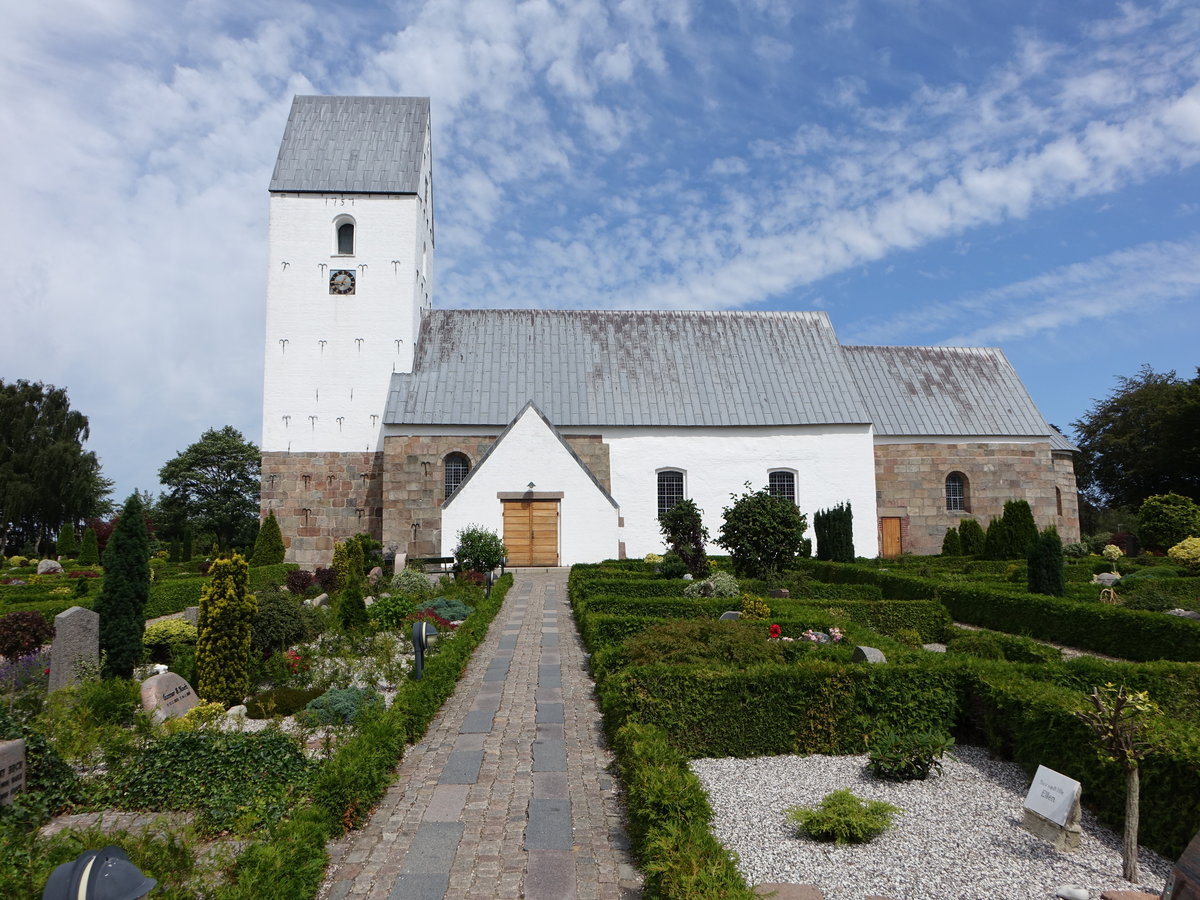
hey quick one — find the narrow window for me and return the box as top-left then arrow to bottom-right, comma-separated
1056,486 -> 1063,517
444,452 -> 470,500
945,472 -> 968,512
768,470 -> 796,503
657,470 -> 685,517
337,221 -> 355,255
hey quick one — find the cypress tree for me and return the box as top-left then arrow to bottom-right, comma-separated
195,552 -> 256,706
334,538 -> 369,632
1027,526 -> 1065,596
814,502 -> 854,562
250,510 -> 286,566
1002,500 -> 1039,558
78,526 -> 100,565
169,537 -> 181,563
182,529 -> 193,562
95,494 -> 151,679
983,516 -> 1008,560
56,524 -> 79,559
941,527 -> 962,556
958,518 -> 985,555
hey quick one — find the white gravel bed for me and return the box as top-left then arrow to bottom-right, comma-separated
690,745 -> 1171,900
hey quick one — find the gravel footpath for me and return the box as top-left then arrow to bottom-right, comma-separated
690,745 -> 1171,900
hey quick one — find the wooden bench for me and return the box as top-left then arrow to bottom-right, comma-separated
412,556 -> 456,574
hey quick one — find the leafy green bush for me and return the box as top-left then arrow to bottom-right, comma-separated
718,484 -> 809,576
1121,585 -> 1176,612
622,619 -> 784,669
658,498 -> 709,577
1138,493 -> 1200,552
453,525 -> 506,572
389,568 -> 435,600
245,686 -> 325,718
658,551 -> 688,579
786,789 -> 900,843
300,686 -> 383,726
0,610 -> 55,658
1169,537 -> 1200,570
250,588 -> 308,658
141,618 -> 197,663
868,730 -> 955,780
944,626 -> 1060,664
682,571 -> 739,599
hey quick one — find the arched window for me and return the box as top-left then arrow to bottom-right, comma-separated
444,452 -> 470,500
945,472 -> 969,512
335,217 -> 355,255
768,470 -> 796,504
657,470 -> 685,517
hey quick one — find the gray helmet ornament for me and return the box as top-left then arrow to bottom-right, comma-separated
42,845 -> 157,900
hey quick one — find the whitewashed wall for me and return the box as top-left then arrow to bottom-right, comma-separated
440,407 -> 620,565
261,173 -> 433,453
594,424 -> 880,560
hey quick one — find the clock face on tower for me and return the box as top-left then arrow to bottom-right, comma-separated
329,269 -> 356,295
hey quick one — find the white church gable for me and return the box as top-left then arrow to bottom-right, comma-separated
440,403 -> 620,566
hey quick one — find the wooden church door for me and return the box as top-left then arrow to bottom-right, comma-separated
502,500 -> 560,566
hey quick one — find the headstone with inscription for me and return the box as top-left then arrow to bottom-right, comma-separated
0,739 -> 26,805
852,646 -> 887,664
1021,765 -> 1082,851
1160,828 -> 1200,900
48,606 -> 99,692
140,672 -> 199,723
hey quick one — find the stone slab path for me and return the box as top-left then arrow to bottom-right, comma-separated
318,568 -> 642,900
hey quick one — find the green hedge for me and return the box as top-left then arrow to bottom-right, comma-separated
215,574 -> 513,899
613,722 -> 754,899
144,576 -> 208,618
248,563 -> 300,593
776,599 -> 949,642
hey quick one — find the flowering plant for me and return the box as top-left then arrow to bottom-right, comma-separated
802,630 -> 820,642
284,649 -> 311,675
829,627 -> 844,642
769,624 -> 781,640
1102,544 -> 1124,574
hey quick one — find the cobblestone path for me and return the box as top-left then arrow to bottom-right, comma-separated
317,567 -> 642,900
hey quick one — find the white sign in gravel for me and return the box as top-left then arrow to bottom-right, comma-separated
1024,765 -> 1082,827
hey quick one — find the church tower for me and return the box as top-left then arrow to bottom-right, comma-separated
260,96 -> 433,566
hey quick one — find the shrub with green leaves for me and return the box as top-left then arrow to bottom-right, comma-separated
683,571 -> 740,598
658,498 -> 709,577
1138,493 -> 1200,552
141,618 -> 197,663
389,567 -> 435,600
786,789 -> 901,843
250,587 -> 309,658
868,730 -> 955,781
658,551 -> 688,579
739,594 -> 771,620
454,525 -> 506,572
1168,536 -> 1200,570
300,686 -> 383,725
195,552 -> 256,706
622,619 -> 785,669
368,592 -> 417,630
250,510 -> 286,566
718,483 -> 810,577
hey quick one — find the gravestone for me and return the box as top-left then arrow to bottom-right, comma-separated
852,646 -> 886,664
140,672 -> 199,723
1094,572 -> 1120,587
37,559 -> 64,575
368,566 -> 383,586
718,611 -> 740,621
1160,828 -> 1200,900
768,589 -> 790,599
183,606 -> 200,626
1021,765 -> 1082,851
0,739 -> 25,805
48,606 -> 99,692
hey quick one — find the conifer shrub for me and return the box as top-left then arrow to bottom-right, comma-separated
958,518 -> 985,555
78,527 -> 100,565
299,686 -> 383,725
814,501 -> 854,562
1168,537 -> 1200,570
142,619 -> 198,664
985,500 -> 1038,559
658,498 -> 709,577
195,552 -> 256,706
786,789 -> 901,843
333,539 -> 369,632
250,510 -> 286,567
250,588 -> 308,658
868,730 -> 955,781
56,524 -> 79,559
941,527 -> 962,556
1027,526 -> 1066,596
95,494 -> 151,679
389,567 -> 435,600
181,530 -> 193,562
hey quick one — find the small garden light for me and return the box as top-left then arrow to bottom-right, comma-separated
411,620 -> 439,681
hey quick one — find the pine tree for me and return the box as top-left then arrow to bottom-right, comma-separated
56,524 -> 79,559
958,518 -> 985,555
95,494 -> 151,679
1027,526 -> 1065,596
814,502 -> 854,562
169,538 -> 181,563
78,526 -> 100,565
195,552 -> 256,706
941,527 -> 962,556
250,510 -> 286,566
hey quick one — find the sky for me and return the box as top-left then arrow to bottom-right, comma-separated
2,0 -> 1198,506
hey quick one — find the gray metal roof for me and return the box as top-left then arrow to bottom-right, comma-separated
269,96 -> 429,193
384,309 -> 871,427
841,345 -> 1051,436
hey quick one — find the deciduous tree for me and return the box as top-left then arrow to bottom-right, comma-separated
658,499 -> 709,577
158,427 -> 260,551
717,483 -> 809,577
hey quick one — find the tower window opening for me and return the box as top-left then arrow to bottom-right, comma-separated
336,220 -> 355,255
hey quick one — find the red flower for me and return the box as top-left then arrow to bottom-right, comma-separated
769,624 -> 781,639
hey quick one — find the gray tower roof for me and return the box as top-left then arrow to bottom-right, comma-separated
841,345 -> 1051,436
269,96 -> 429,193
384,309 -> 871,427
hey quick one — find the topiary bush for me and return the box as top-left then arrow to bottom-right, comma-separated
941,527 -> 962,556
658,498 -> 709,577
1027,526 -> 1066,596
958,518 -> 985,555
867,730 -> 955,781
622,619 -> 785,669
77,527 -> 100,566
250,588 -> 309,658
786,789 -> 901,844
195,552 -> 256,706
814,501 -> 854,562
453,525 -> 506,573
0,610 -> 55,659
250,511 -> 286,567
299,686 -> 383,725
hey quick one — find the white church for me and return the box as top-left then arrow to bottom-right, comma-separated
260,96 -> 1080,568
